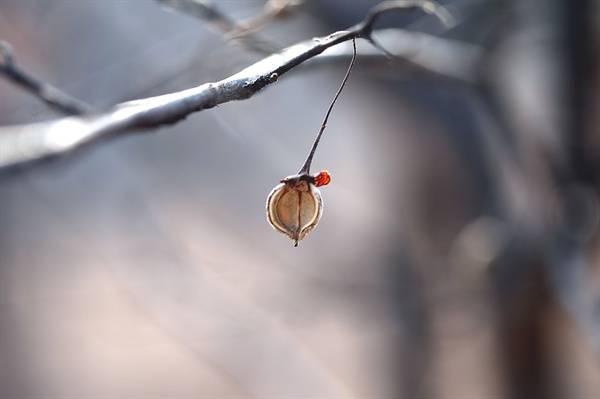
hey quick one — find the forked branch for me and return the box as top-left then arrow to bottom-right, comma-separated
0,0 -> 454,169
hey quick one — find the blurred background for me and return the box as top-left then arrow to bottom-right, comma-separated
0,0 -> 598,398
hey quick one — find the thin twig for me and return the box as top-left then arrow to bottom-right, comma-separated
228,0 -> 303,39
309,29 -> 481,84
358,0 -> 455,34
157,0 -> 237,32
299,38 -> 357,175
156,0 -> 279,53
0,0 -> 453,170
0,41 -> 95,116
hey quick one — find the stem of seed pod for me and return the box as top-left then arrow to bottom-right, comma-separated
298,37 -> 357,175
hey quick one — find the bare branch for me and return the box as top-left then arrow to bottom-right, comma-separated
357,0 -> 456,33
157,0 -> 237,32
157,0 -> 303,38
312,29 -> 482,84
0,41 -> 95,116
156,0 -> 280,53
0,0 -> 453,170
228,0 -> 304,39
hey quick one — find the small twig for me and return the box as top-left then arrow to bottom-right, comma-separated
358,0 -> 456,34
299,38 -> 357,175
0,0 -> 454,169
356,0 -> 456,58
228,0 -> 303,39
156,0 -> 278,53
0,41 -> 95,116
157,0 -> 237,32
310,28 -> 481,84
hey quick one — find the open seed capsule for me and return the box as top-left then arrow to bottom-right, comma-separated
265,39 -> 354,246
266,171 -> 330,246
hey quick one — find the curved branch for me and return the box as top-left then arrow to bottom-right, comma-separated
357,0 -> 455,34
0,0 -> 452,170
311,29 -> 481,84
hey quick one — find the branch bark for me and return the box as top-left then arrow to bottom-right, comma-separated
0,0 -> 454,170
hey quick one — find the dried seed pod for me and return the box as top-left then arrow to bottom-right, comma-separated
266,38 -> 355,246
266,172 -> 330,246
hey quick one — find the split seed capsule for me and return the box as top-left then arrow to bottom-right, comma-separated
266,171 -> 330,246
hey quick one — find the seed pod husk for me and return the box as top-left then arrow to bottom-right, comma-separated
266,174 -> 323,246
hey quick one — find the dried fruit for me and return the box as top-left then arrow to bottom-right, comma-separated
266,171 -> 330,246
266,38 -> 356,246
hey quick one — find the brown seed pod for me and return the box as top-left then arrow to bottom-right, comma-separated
266,38 -> 356,246
266,172 -> 330,246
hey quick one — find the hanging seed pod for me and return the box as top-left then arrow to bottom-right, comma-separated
266,171 -> 330,246
266,38 -> 356,246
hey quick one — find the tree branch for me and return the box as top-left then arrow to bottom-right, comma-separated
0,41 -> 95,116
0,0 -> 453,170
311,29 -> 481,84
156,0 -> 281,53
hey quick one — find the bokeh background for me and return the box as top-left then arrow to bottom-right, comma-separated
0,1 -> 598,398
